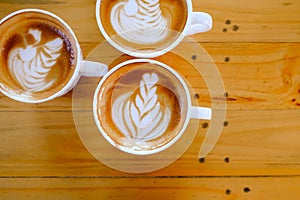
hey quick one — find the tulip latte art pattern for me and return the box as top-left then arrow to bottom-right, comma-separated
110,0 -> 170,44
8,28 -> 63,92
112,73 -> 171,148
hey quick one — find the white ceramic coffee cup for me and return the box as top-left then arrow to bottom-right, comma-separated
95,0 -> 213,58
0,9 -> 108,103
93,59 -> 211,155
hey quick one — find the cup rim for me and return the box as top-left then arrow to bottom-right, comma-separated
95,0 -> 193,58
93,58 -> 193,155
0,8 -> 83,103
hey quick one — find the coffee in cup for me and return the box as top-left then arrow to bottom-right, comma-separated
96,0 -> 212,58
0,9 -> 107,103
93,59 -> 211,155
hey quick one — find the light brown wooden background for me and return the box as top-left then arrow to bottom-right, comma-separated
0,0 -> 300,199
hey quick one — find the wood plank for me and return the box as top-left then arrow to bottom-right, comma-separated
0,110 -> 299,176
0,0 -> 298,198
193,0 -> 300,42
0,177 -> 299,199
0,0 -> 299,42
0,42 -> 299,111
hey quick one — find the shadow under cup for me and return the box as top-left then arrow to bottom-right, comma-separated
0,9 -> 79,103
93,59 -> 195,155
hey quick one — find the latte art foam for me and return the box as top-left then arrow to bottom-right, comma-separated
95,62 -> 189,153
0,11 -> 77,101
112,73 -> 171,149
8,29 -> 63,92
110,0 -> 170,44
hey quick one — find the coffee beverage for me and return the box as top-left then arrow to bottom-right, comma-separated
98,0 -> 188,55
94,60 -> 189,154
0,9 -> 108,103
0,10 -> 77,100
96,0 -> 212,58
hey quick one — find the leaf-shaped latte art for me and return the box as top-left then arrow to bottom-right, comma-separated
110,0 -> 170,44
8,29 -> 63,93
112,73 -> 171,149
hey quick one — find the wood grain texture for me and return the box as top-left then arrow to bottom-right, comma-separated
0,0 -> 300,198
0,43 -> 299,110
0,0 -> 299,43
0,177 -> 300,200
0,110 -> 299,176
193,0 -> 300,42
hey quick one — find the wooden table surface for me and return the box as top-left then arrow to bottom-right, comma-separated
1,0 -> 300,199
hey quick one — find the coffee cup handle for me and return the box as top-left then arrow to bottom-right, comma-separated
186,12 -> 213,36
80,60 -> 108,77
190,106 -> 212,120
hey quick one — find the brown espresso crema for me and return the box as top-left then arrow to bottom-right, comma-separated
99,0 -> 188,53
0,11 -> 77,100
95,62 -> 189,152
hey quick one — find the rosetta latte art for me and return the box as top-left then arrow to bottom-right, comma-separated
112,73 -> 171,149
110,0 -> 170,44
8,28 -> 63,93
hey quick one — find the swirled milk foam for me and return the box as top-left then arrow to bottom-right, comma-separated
95,62 -> 189,153
100,0 -> 188,54
0,11 -> 77,100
